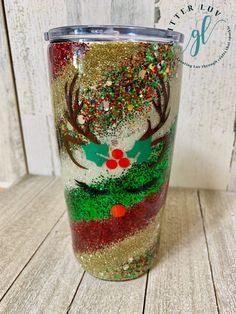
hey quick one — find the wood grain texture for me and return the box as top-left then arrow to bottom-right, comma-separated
111,0 -> 154,26
229,144 -> 236,191
144,189 -> 218,314
199,190 -> 236,313
156,0 -> 236,190
0,214 -> 84,314
0,175 -> 53,229
0,1 -> 26,187
0,178 -> 65,299
73,0 -> 112,24
69,271 -> 146,314
3,0 -> 70,176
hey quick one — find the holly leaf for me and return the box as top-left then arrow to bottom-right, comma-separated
81,142 -> 109,167
126,138 -> 152,163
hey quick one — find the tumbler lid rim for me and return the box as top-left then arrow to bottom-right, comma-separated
44,25 -> 184,43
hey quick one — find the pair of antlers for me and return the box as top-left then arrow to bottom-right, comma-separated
61,73 -> 170,169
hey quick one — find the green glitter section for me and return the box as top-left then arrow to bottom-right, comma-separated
65,123 -> 176,222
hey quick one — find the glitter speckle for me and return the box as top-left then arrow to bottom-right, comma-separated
77,115 -> 85,124
149,63 -> 155,70
106,80 -> 112,86
138,69 -> 146,79
102,100 -> 110,111
123,264 -> 129,270
111,138 -> 118,146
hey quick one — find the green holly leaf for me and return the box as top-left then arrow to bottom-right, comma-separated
126,138 -> 152,163
81,142 -> 109,167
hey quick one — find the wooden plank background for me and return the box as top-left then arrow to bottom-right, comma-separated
144,189 -> 218,314
1,0 -> 236,190
199,189 -> 236,313
2,177 -> 236,313
0,1 -> 26,187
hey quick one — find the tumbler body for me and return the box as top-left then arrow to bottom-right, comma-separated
45,26 -> 183,280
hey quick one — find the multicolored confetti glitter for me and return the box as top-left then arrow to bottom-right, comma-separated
48,40 -> 182,280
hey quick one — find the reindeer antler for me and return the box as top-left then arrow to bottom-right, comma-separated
140,75 -> 170,147
65,73 -> 100,144
62,73 -> 100,169
139,74 -> 171,168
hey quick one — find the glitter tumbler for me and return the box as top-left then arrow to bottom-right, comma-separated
44,26 -> 184,281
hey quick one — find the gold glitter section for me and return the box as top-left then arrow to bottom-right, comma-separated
80,42 -> 140,87
76,207 -> 163,275
51,42 -> 141,121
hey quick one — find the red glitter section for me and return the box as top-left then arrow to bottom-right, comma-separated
70,183 -> 168,253
48,42 -> 88,79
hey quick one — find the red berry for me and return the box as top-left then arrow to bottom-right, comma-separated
106,159 -> 118,169
119,158 -> 130,168
111,204 -> 126,218
111,149 -> 124,159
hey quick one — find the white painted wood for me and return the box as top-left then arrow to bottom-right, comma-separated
199,190 -> 236,313
0,175 -> 53,229
3,0 -> 72,177
69,272 -> 146,314
229,145 -> 236,191
0,214 -> 84,314
111,0 -> 154,26
74,0 -> 112,24
21,114 -> 58,175
145,189 -> 218,314
0,181 -> 15,189
0,178 -> 65,299
156,0 -> 236,190
0,2 -> 26,186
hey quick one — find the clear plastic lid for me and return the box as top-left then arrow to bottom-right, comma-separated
44,25 -> 184,43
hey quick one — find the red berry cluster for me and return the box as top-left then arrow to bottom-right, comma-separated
106,149 -> 130,170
